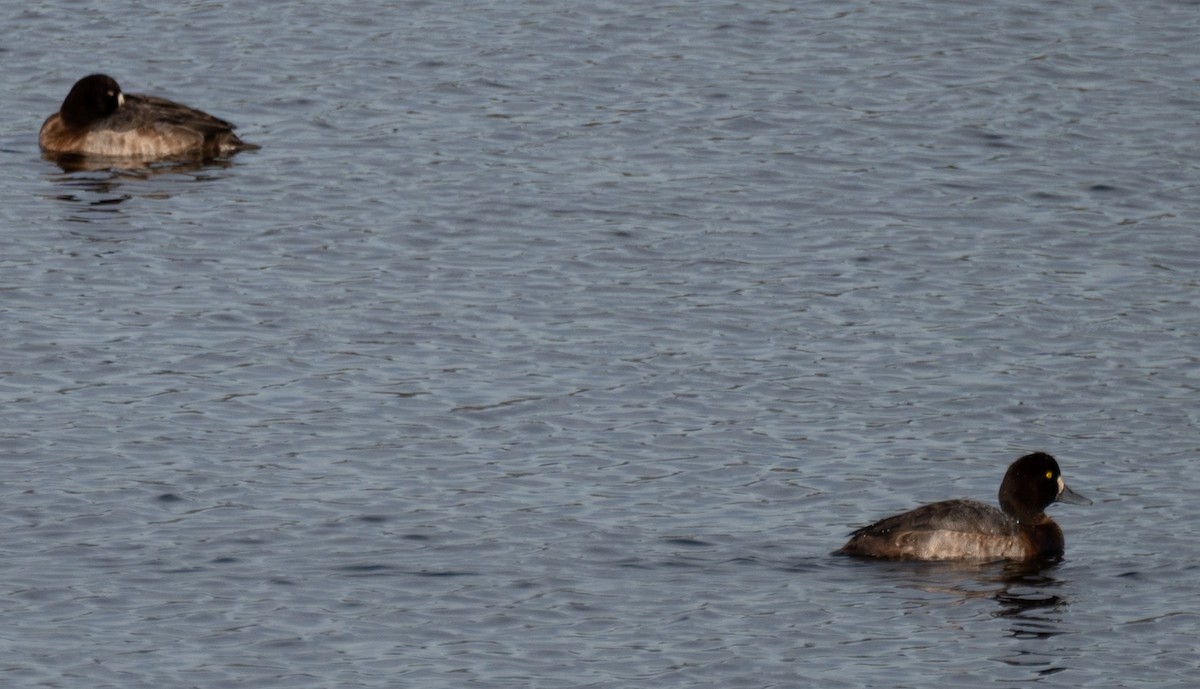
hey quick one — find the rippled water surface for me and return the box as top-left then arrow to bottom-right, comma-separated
4,1 -> 1200,687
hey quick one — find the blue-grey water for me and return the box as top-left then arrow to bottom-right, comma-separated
4,1 -> 1200,687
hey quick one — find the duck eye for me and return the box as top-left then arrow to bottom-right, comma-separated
1045,470 -> 1053,479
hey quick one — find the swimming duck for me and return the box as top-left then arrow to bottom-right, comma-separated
39,74 -> 257,160
836,452 -> 1089,561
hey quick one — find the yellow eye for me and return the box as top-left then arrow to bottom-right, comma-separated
1045,471 -> 1054,479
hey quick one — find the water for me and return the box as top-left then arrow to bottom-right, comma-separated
3,0 -> 1200,686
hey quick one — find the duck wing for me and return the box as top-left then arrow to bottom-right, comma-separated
850,499 -> 1016,538
838,499 -> 1027,560
102,93 -> 255,156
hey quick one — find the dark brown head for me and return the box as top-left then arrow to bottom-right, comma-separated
59,74 -> 124,128
998,452 -> 1090,522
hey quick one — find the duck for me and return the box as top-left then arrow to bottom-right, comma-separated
39,74 -> 257,160
836,452 -> 1089,561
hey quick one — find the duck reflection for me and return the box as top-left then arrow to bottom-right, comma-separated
838,556 -> 1072,618
42,154 -> 241,212
44,150 -> 238,175
991,562 -> 1067,619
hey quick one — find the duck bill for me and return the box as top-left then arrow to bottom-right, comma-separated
1057,482 -> 1092,505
